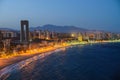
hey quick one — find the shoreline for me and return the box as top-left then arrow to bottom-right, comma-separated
0,41 -> 119,79
0,44 -> 69,70
0,40 -> 120,71
0,46 -> 70,78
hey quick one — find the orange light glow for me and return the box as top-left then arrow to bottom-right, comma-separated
0,42 -> 69,59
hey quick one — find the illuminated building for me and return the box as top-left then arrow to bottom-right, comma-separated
45,30 -> 50,40
95,32 -> 103,40
0,30 -> 17,39
106,33 -> 112,40
51,31 -> 55,39
88,33 -> 95,41
33,30 -> 41,39
82,32 -> 89,41
71,33 -> 75,37
77,33 -> 83,41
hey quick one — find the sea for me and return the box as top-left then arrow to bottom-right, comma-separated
1,42 -> 120,80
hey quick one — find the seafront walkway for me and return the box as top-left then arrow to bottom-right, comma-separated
0,43 -> 68,70
0,40 -> 120,70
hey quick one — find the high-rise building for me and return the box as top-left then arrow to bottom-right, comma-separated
45,30 -> 50,40
20,20 -> 29,44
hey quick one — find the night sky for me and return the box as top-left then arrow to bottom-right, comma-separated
0,0 -> 120,32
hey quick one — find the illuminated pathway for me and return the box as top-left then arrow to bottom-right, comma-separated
0,43 -> 68,70
1,43 -> 120,80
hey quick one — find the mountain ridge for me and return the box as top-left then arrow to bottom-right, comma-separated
30,24 -> 89,33
0,24 -> 115,33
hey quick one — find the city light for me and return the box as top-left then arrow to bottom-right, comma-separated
71,33 -> 75,37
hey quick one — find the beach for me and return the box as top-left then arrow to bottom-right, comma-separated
0,44 -> 69,70
1,42 -> 120,80
0,40 -> 120,71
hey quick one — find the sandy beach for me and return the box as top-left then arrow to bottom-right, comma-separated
0,45 -> 68,70
0,40 -> 120,70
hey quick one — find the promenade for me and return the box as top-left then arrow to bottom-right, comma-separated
0,40 -> 120,70
0,44 -> 68,70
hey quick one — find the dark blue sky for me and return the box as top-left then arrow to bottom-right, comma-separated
0,0 -> 120,32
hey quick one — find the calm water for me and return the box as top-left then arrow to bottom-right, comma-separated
1,43 -> 120,80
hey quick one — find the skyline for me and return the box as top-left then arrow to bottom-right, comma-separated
0,0 -> 120,32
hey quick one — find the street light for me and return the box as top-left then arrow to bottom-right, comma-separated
71,34 -> 75,37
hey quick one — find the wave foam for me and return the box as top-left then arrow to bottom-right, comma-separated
0,47 -> 65,78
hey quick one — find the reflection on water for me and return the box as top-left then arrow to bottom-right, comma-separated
1,43 -> 120,80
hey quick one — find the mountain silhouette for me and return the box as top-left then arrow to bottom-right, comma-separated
30,24 -> 89,33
